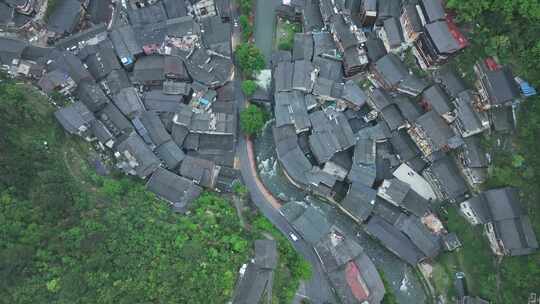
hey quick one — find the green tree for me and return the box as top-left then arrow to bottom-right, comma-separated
232,181 -> 248,198
235,43 -> 265,76
278,21 -> 302,51
241,80 -> 258,96
0,82 -> 255,304
240,104 -> 267,136
237,0 -> 252,15
239,14 -> 252,42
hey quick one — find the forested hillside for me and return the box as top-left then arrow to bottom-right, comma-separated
0,75 -> 311,303
445,1 -> 540,302
0,78 -> 253,303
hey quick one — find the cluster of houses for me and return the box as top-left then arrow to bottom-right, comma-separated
282,202 -> 386,304
0,0 -> 239,213
271,0 -> 538,279
0,0 -> 36,29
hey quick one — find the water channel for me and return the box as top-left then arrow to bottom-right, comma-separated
252,0 -> 427,302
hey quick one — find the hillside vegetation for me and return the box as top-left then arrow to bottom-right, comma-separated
0,76 -> 311,303
441,1 -> 540,302
0,78 -> 254,303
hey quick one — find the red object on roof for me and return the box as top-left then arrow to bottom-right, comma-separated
345,261 -> 370,301
143,44 -> 161,55
484,57 -> 501,71
446,15 -> 468,49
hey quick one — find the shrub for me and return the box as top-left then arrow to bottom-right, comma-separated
240,104 -> 268,136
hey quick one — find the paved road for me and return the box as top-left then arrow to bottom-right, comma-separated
229,3 -> 336,302
234,95 -> 335,304
230,39 -> 335,304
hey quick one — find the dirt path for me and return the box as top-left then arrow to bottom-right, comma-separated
232,195 -> 247,229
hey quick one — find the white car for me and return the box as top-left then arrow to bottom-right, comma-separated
289,233 -> 298,241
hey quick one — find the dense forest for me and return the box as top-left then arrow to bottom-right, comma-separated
0,77 -> 310,303
444,1 -> 540,303
0,79 -> 250,303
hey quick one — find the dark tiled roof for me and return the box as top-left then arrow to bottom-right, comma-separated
0,37 -> 27,65
128,2 -> 167,25
143,90 -> 185,113
293,33 -> 314,61
422,85 -> 452,115
292,59 -> 316,92
477,63 -> 521,105
390,129 -> 421,163
179,155 -> 218,188
415,110 -> 455,150
116,132 -> 161,178
113,87 -> 144,118
365,32 -> 387,62
341,183 -> 376,222
104,69 -> 131,94
454,90 -> 489,136
140,111 -> 172,146
428,155 -> 467,201
425,21 -> 461,54
366,216 -> 425,265
77,80 -> 110,112
97,103 -> 133,136
490,106 -> 514,132
420,0 -> 445,23
47,0 -> 82,34
369,88 -> 393,111
162,0 -> 188,19
380,104 -> 405,131
146,167 -> 201,212
292,206 -> 332,244
432,66 -> 467,98
461,136 -> 488,168
312,56 -> 343,82
383,17 -> 403,49
394,214 -> 442,258
373,54 -> 409,87
394,95 -> 424,122
133,55 -> 165,84
155,140 -> 185,170
341,80 -> 368,108
54,102 -> 95,134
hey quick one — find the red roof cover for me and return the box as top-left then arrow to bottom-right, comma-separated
446,15 -> 468,49
484,57 -> 501,71
345,261 -> 370,302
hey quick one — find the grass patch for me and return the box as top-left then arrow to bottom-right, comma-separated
276,18 -> 302,51
432,207 -> 498,301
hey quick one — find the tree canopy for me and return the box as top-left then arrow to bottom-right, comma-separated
235,43 -> 265,77
240,104 -> 268,136
0,78 -> 312,303
241,80 -> 258,96
239,14 -> 253,42
0,80 -> 252,303
237,0 -> 252,15
443,1 -> 540,303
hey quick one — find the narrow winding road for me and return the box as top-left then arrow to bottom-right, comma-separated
232,74 -> 335,304
229,3 -> 336,301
